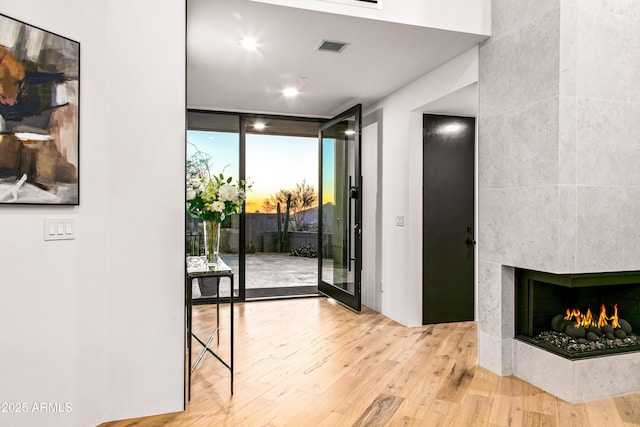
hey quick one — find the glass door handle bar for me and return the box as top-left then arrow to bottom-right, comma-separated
347,176 -> 352,272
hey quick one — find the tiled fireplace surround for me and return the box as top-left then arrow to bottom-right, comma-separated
478,1 -> 640,402
478,265 -> 640,403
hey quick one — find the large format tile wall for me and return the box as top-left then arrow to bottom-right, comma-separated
478,0 -> 640,384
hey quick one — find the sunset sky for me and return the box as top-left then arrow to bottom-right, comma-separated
187,130 -> 331,213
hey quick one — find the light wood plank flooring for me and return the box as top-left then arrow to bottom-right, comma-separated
101,298 -> 640,426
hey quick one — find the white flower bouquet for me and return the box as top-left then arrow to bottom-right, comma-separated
186,172 -> 248,222
186,148 -> 249,222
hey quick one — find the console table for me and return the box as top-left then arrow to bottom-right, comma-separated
186,258 -> 234,399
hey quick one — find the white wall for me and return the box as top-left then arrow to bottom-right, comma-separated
0,1 -> 185,426
250,0 -> 491,35
361,121 -> 379,311
364,46 -> 479,326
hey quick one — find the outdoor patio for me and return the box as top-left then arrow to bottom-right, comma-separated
192,252 -> 319,299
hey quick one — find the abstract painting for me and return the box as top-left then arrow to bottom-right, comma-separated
0,14 -> 79,204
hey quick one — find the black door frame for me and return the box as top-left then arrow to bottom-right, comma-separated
186,109 -> 325,304
318,104 -> 362,312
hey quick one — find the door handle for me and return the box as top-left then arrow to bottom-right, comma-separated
350,186 -> 359,199
465,226 -> 476,247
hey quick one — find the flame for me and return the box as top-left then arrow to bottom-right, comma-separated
609,304 -> 620,329
564,308 -> 581,321
563,305 -> 621,329
563,307 -> 596,328
564,308 -> 579,326
580,308 -> 595,328
598,304 -> 608,328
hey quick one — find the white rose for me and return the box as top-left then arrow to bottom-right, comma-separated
218,184 -> 238,201
189,177 -> 200,187
186,188 -> 196,200
211,201 -> 225,212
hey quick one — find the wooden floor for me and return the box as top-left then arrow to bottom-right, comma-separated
102,298 -> 640,426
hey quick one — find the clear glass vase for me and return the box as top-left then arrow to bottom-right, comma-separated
205,220 -> 220,265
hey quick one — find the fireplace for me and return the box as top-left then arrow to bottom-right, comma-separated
515,269 -> 640,359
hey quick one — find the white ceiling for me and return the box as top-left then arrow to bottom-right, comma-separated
187,0 -> 486,118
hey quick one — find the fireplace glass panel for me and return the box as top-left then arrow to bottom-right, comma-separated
515,269 -> 640,359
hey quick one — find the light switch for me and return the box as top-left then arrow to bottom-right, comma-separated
44,217 -> 76,241
395,214 -> 405,227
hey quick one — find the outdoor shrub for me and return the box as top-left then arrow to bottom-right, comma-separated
290,244 -> 317,258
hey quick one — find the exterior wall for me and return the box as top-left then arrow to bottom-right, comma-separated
261,231 -> 319,252
288,232 -> 318,250
0,1 -> 185,426
246,213 -> 318,252
247,213 -> 277,252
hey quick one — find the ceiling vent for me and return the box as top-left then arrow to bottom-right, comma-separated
317,40 -> 349,53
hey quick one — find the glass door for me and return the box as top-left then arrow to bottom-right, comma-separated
318,105 -> 362,311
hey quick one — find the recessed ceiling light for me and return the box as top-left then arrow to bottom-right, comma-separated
441,123 -> 464,134
240,37 -> 257,51
344,130 -> 356,136
283,87 -> 299,97
253,122 -> 266,130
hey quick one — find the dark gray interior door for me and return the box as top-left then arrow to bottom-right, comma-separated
423,114 -> 475,324
318,105 -> 362,312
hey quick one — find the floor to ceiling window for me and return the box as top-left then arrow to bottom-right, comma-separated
186,111 -> 241,301
186,110 -> 323,301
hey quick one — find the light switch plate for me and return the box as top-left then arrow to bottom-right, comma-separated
44,217 -> 76,241
395,214 -> 405,227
